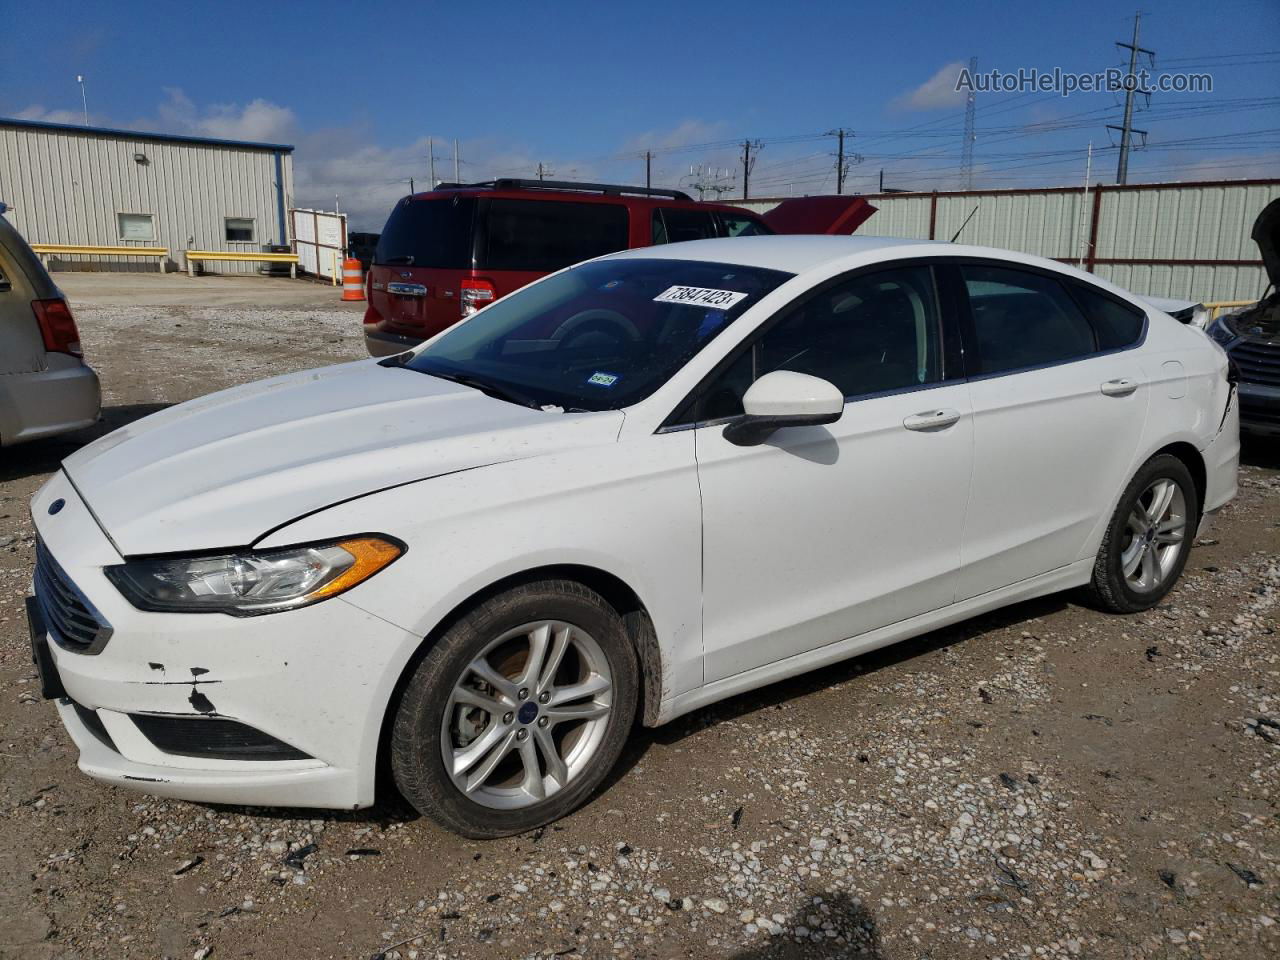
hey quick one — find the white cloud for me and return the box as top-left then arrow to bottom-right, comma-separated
893,61 -> 968,112
156,88 -> 297,144
13,104 -> 95,125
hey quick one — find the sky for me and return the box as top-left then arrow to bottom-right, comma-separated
3,0 -> 1278,230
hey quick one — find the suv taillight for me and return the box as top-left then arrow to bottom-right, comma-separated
460,278 -> 495,318
32,299 -> 83,358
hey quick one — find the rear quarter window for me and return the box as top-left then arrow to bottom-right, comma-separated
479,199 -> 629,272
1069,282 -> 1146,349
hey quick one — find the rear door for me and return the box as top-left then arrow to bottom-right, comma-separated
950,262 -> 1150,599
760,196 -> 877,235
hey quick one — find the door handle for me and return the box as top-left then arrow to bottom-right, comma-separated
903,408 -> 962,431
1100,377 -> 1138,397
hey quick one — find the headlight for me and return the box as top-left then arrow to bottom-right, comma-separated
105,536 -> 404,616
1206,314 -> 1239,346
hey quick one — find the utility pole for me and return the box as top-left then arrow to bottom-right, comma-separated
826,128 -> 854,194
1111,12 -> 1154,184
1077,142 -> 1093,267
961,56 -> 977,189
427,137 -> 436,187
879,168 -> 884,193
409,177 -> 415,194
740,140 -> 761,199
453,139 -> 460,183
645,151 -> 652,190
76,75 -> 88,126
537,162 -> 546,181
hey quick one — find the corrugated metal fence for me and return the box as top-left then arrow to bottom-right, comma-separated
734,178 -> 1279,303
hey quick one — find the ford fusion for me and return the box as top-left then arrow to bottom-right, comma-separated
29,236 -> 1239,838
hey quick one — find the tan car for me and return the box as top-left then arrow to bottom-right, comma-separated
0,212 -> 100,445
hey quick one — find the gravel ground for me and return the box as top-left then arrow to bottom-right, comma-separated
1,281 -> 1278,960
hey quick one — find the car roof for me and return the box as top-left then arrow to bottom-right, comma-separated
601,234 -> 1125,290
412,185 -> 747,212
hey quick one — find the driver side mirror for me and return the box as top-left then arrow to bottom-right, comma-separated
722,371 -> 844,446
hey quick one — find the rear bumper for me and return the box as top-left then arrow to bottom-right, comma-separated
1201,394 -> 1241,515
0,357 -> 100,445
364,325 -> 423,357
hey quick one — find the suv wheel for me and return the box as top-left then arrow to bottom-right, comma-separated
391,580 -> 638,838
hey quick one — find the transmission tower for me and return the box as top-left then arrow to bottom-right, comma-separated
685,165 -> 735,201
960,56 -> 977,190
1110,12 -> 1154,184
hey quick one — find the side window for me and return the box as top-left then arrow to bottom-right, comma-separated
1069,281 -> 1145,350
962,265 -> 1096,375
653,207 -> 717,245
716,212 -> 772,237
699,265 -> 943,421
479,199 -> 629,272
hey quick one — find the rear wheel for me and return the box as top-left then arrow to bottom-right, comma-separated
391,580 -> 638,838
1088,454 -> 1198,613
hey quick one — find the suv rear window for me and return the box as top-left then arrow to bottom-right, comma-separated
479,199 -> 629,272
376,197 -> 476,269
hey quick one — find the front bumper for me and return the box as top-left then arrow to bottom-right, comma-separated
1238,382 -> 1280,437
31,472 -> 422,809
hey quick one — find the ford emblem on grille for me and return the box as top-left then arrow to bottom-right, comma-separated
48,498 -> 65,515
400,271 -> 412,279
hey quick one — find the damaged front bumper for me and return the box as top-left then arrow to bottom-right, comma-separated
31,471 -> 421,810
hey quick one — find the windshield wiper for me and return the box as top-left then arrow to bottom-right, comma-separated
382,255 -> 414,265
424,370 -> 544,410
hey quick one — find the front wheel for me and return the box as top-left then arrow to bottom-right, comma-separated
1087,454 -> 1198,613
390,580 -> 638,838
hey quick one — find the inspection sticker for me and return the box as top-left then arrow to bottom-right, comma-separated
653,285 -> 748,309
587,371 -> 619,387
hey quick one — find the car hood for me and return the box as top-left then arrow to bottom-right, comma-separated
62,359 -> 624,556
1254,196 -> 1279,288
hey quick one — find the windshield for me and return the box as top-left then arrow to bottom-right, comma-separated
400,258 -> 792,411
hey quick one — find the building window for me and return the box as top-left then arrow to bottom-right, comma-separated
117,212 -> 156,241
225,217 -> 255,242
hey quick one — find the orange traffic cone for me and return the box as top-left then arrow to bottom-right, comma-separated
342,258 -> 365,301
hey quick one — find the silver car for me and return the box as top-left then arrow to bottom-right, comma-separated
0,212 -> 100,445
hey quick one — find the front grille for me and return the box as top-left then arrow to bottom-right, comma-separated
1240,396 -> 1280,427
34,540 -> 112,654
130,715 -> 312,761
1229,339 -> 1280,388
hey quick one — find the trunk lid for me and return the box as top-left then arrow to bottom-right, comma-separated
760,195 -> 878,235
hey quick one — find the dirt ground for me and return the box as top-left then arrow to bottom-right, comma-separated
1,275 -> 1277,960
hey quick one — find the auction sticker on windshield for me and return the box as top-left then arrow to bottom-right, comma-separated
653,285 -> 749,309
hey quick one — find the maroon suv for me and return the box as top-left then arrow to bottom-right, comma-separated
363,179 -> 874,356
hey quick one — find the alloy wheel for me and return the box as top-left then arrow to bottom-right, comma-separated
1119,478 -> 1187,593
440,620 -> 613,810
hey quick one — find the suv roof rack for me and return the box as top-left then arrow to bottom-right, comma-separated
433,178 -> 693,202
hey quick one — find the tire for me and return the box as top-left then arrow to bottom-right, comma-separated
1087,454 -> 1199,614
391,580 -> 638,838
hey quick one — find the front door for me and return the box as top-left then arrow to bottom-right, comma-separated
688,264 -> 975,682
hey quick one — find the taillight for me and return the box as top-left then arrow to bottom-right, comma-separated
32,299 -> 83,358
460,277 -> 496,318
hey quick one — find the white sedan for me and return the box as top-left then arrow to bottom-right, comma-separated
29,236 -> 1239,838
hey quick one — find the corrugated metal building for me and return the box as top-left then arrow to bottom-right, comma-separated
0,117 -> 294,273
732,178 -> 1280,303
